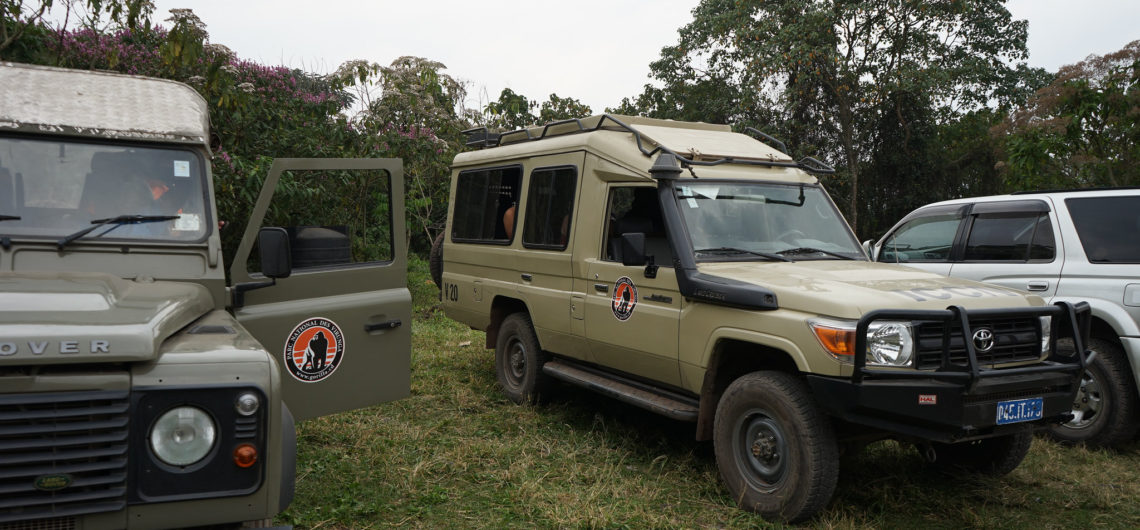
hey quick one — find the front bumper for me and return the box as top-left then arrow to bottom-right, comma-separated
808,302 -> 1092,443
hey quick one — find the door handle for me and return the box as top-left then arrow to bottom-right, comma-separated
594,283 -> 609,293
365,319 -> 402,332
1027,281 -> 1049,292
521,273 -> 533,282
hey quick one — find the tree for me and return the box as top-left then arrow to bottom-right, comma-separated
995,40 -> 1140,191
351,56 -> 470,252
0,0 -> 152,58
484,88 -> 536,131
641,0 -> 1034,229
537,93 -> 592,123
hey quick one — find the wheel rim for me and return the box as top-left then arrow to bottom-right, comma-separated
1066,367 -> 1104,429
504,337 -> 527,389
734,408 -> 788,491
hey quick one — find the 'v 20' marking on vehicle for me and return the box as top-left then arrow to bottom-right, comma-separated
611,276 -> 638,321
283,317 -> 345,383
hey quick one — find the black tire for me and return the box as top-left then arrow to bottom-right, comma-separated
932,431 -> 1032,476
494,313 -> 550,405
713,371 -> 839,523
1047,337 -> 1140,448
429,232 -> 444,289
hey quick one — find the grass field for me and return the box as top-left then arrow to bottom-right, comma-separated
276,257 -> 1140,529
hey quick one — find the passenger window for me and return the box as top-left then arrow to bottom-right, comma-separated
522,167 -> 576,250
964,214 -> 1049,261
1066,196 -> 1140,263
248,169 -> 392,273
1028,215 -> 1056,260
452,166 -> 522,244
879,215 -> 960,263
604,187 -> 672,263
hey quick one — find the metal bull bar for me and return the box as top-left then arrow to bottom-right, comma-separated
852,301 -> 1093,392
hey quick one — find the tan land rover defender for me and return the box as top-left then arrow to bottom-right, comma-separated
0,63 -> 411,528
437,115 -> 1092,522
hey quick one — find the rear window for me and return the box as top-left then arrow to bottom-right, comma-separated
451,166 -> 522,244
1066,196 -> 1140,263
522,166 -> 576,250
964,214 -> 1054,261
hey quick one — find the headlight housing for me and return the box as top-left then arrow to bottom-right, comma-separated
149,406 -> 217,467
866,322 -> 914,367
1039,315 -> 1053,356
809,318 -> 915,367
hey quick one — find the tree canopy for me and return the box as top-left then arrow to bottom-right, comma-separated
629,0 -> 1042,232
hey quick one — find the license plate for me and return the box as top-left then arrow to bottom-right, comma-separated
995,397 -> 1044,425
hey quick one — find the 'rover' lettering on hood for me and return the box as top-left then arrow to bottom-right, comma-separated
0,340 -> 111,356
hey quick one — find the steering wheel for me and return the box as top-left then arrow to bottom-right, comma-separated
777,229 -> 806,243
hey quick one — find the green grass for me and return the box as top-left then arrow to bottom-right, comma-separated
276,256 -> 1140,528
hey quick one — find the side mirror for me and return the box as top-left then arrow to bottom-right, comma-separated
620,232 -> 647,266
259,227 -> 293,279
861,239 -> 875,260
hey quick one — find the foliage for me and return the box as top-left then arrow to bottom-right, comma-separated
0,0 -> 152,58
347,56 -> 470,254
996,40 -> 1140,191
537,93 -> 592,124
484,88 -> 537,131
637,0 -> 1036,232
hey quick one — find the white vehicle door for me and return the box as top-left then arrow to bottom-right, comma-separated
949,199 -> 1064,298
874,204 -> 966,276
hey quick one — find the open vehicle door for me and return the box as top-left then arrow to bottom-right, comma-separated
229,158 -> 410,421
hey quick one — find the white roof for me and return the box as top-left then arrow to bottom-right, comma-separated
0,62 -> 209,145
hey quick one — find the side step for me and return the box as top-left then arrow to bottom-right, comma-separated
542,360 -> 699,422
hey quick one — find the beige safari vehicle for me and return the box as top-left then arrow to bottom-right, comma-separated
0,63 -> 410,528
437,115 -> 1093,522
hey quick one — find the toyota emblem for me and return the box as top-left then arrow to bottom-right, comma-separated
972,328 -> 995,353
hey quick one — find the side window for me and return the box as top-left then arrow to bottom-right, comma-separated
964,214 -> 1052,261
603,186 -> 672,264
522,166 -> 577,250
1028,215 -> 1056,260
1066,196 -> 1140,263
249,169 -> 392,273
451,166 -> 522,244
878,214 -> 960,262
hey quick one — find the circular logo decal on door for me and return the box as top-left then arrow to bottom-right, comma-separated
283,317 -> 345,383
611,276 -> 638,321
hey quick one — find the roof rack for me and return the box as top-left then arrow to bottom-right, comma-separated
1011,186 -> 1140,195
462,114 -> 836,175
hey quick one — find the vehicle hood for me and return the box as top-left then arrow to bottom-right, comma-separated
0,272 -> 213,365
696,260 -> 1039,319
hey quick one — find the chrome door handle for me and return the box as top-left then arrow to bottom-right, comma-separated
1027,281 -> 1049,292
521,273 -> 533,281
594,283 -> 608,293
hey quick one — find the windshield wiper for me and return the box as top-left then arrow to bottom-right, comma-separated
694,247 -> 792,262
57,214 -> 180,249
0,214 -> 20,221
776,247 -> 857,260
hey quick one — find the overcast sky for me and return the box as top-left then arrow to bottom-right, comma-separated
123,1 -> 1140,112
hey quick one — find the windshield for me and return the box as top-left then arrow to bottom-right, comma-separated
674,181 -> 864,260
0,136 -> 209,243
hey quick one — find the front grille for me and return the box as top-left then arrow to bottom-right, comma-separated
915,317 -> 1041,370
0,391 -> 129,524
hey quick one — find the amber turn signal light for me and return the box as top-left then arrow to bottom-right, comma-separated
233,444 -> 258,468
811,324 -> 856,357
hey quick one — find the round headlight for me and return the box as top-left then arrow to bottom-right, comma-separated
149,406 -> 217,466
867,322 -> 914,366
235,392 -> 260,416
